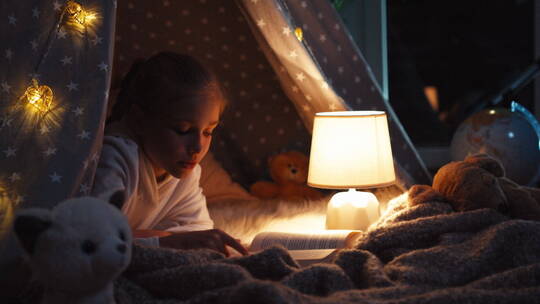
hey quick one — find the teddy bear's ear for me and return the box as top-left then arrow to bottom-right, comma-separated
466,153 -> 505,177
109,190 -> 125,210
13,209 -> 52,255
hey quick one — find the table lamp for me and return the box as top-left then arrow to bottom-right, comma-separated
307,111 -> 396,230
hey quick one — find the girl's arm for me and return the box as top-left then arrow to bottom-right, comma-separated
91,136 -> 138,206
148,166 -> 247,255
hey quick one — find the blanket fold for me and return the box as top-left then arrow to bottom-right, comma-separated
113,191 -> 540,303
19,189 -> 540,303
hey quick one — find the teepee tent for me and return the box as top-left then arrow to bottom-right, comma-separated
0,0 -> 430,219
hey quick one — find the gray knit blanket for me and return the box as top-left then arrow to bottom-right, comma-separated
114,191 -> 540,303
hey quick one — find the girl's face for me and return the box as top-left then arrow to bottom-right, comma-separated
135,97 -> 221,180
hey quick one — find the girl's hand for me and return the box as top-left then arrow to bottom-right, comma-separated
159,229 -> 249,257
133,229 -> 173,238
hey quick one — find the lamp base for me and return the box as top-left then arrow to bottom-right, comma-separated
325,189 -> 380,230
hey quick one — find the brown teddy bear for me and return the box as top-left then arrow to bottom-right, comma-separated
250,151 -> 323,201
410,153 -> 540,221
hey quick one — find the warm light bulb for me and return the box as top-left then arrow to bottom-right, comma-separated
62,0 -> 98,32
295,27 -> 303,42
20,79 -> 53,112
66,0 -> 86,25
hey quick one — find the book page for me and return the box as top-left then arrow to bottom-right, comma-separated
249,230 -> 357,252
288,249 -> 336,260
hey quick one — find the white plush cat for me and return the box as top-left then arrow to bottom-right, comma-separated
13,192 -> 131,304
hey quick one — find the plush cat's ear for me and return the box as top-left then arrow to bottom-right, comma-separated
109,190 -> 125,210
13,209 -> 52,255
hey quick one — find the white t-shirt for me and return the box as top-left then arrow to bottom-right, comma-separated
91,135 -> 214,234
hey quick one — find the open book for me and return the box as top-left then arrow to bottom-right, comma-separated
249,230 -> 362,265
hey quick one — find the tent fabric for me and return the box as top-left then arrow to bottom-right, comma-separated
110,0 -> 315,188
0,0 -> 430,209
111,0 -> 430,190
237,0 -> 431,186
0,0 -> 116,209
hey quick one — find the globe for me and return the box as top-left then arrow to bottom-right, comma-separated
450,106 -> 540,186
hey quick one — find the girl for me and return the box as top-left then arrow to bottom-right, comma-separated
92,52 -> 247,256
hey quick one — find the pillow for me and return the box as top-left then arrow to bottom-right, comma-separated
199,152 -> 258,204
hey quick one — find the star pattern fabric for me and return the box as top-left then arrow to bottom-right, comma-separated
0,0 -> 430,213
112,0 -> 430,188
0,1 -> 116,208
112,0 -> 312,187
239,0 -> 431,185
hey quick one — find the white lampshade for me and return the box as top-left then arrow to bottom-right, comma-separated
307,111 -> 395,189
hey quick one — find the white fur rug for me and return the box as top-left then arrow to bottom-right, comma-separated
207,186 -> 403,245
207,197 -> 329,244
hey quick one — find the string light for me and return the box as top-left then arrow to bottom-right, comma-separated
20,78 -> 53,113
63,0 -> 97,31
66,1 -> 86,25
295,27 -> 303,42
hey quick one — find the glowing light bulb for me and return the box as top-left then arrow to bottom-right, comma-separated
295,27 -> 303,42
62,0 -> 98,33
20,78 -> 53,112
66,0 -> 86,25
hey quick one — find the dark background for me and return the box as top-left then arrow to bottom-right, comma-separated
386,0 -> 534,145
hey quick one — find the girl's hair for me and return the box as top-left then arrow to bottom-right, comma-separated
110,52 -> 227,122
